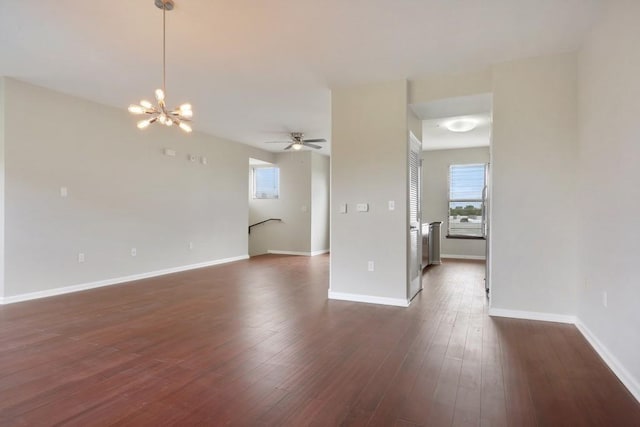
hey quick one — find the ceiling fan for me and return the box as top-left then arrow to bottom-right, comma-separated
264,132 -> 327,150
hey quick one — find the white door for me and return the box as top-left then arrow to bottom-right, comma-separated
408,133 -> 422,300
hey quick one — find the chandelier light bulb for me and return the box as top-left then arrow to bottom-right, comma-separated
179,122 -> 192,133
155,89 -> 165,101
166,119 -> 173,127
137,119 -> 152,129
140,100 -> 153,109
181,109 -> 193,118
128,105 -> 145,114
159,114 -> 167,124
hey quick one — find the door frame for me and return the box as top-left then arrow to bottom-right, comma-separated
408,132 -> 423,301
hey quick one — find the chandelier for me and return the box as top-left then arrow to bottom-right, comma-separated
128,0 -> 193,133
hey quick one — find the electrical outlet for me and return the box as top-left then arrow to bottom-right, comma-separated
131,248 -> 137,257
78,253 -> 85,263
388,200 -> 395,211
368,261 -> 375,272
602,291 -> 608,308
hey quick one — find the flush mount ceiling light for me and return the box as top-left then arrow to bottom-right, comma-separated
128,0 -> 193,133
443,118 -> 478,133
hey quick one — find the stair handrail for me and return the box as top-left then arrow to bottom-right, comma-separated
248,218 -> 282,234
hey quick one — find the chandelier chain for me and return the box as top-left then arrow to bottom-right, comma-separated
162,3 -> 166,94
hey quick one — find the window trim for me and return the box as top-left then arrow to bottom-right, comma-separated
447,163 -> 487,239
252,166 -> 280,199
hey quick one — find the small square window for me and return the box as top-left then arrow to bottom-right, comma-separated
253,167 -> 279,199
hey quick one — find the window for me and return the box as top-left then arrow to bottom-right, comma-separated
253,167 -> 279,199
448,163 -> 486,238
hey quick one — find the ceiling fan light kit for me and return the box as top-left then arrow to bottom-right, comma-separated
264,132 -> 327,151
128,0 -> 193,133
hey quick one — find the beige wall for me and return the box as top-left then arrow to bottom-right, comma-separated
1,77 -> 273,298
249,151 -> 327,256
422,147 -> 489,259
330,80 -> 409,304
311,153 -> 330,253
0,78 -> 4,298
409,69 -> 492,105
577,0 -> 640,396
490,53 -> 579,316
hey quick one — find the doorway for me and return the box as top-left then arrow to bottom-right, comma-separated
410,93 -> 493,298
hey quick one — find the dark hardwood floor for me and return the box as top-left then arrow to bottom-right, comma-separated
0,255 -> 638,426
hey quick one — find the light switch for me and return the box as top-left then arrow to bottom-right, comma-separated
200,156 -> 208,165
164,148 -> 176,157
339,204 -> 347,214
356,203 -> 369,212
388,200 -> 395,211
60,187 -> 68,198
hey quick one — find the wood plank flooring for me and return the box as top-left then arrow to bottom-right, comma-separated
0,255 -> 638,426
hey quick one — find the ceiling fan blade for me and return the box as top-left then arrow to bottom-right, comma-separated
304,143 -> 323,149
264,140 -> 292,144
302,138 -> 326,143
283,144 -> 294,150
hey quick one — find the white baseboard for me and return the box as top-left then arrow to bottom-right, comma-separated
576,319 -> 640,403
488,307 -> 576,324
0,255 -> 249,305
441,254 -> 486,260
310,249 -> 330,256
328,290 -> 409,307
267,250 -> 329,257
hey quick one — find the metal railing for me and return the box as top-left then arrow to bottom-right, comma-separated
248,218 -> 282,234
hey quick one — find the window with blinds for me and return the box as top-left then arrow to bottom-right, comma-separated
253,167 -> 280,199
448,163 -> 486,238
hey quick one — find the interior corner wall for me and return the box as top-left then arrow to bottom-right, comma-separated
421,147 -> 489,258
577,0 -> 640,395
490,52 -> 580,316
311,153 -> 330,253
2,78 -> 272,298
330,80 -> 409,303
248,151 -> 313,256
408,108 -> 422,141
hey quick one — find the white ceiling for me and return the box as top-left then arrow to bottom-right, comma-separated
0,1 -> 601,155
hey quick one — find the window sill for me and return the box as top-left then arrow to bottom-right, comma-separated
446,235 -> 486,240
